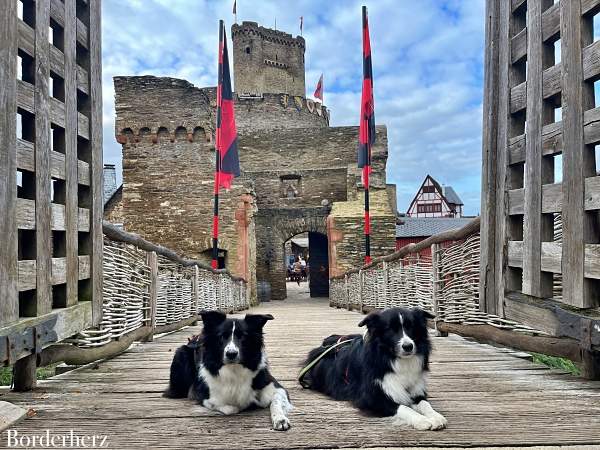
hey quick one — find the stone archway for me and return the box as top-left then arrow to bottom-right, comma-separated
255,207 -> 328,301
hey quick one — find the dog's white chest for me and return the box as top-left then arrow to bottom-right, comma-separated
200,364 -> 257,409
379,356 -> 426,406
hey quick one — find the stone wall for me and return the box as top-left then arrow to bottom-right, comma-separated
231,21 -> 305,97
328,189 -> 397,276
118,131 -> 257,294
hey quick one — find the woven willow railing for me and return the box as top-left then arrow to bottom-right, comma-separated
330,217 -> 541,334
64,224 -> 249,348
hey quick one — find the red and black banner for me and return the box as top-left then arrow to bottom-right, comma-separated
216,21 -> 240,190
358,6 -> 375,264
314,73 -> 323,101
358,6 -> 375,184
212,20 -> 240,269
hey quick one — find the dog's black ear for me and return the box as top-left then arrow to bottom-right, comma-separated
358,312 -> 381,329
244,314 -> 274,329
413,308 -> 435,321
200,311 -> 226,330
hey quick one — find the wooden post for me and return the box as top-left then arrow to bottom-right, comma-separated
523,0 -> 554,300
560,0 -> 599,308
192,266 -> 199,324
480,0 -> 500,315
431,243 -> 447,337
64,0 -> 79,307
0,0 -> 19,327
89,0 -> 104,325
35,0 -> 52,316
143,252 -> 158,342
358,270 -> 364,313
382,261 -> 389,308
12,354 -> 37,392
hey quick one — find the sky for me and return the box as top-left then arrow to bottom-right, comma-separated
101,0 -> 486,216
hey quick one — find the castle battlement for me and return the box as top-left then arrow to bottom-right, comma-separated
232,21 -> 305,49
232,21 -> 306,97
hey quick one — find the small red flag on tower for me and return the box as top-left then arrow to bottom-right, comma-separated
314,74 -> 323,101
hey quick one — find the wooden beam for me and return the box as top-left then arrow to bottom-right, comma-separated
480,0 -> 500,315
36,0 -> 53,316
523,0 -> 553,299
561,0 -> 599,308
0,0 -> 19,326
0,301 -> 93,365
89,0 -> 103,326
64,0 -> 78,307
436,321 -> 583,364
508,240 -> 600,279
495,0 -> 513,313
508,176 -> 600,214
503,292 -> 600,349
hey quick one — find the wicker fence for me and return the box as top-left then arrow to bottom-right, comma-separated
330,217 -> 538,334
36,223 -> 249,365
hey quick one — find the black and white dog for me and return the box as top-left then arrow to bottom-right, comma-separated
302,307 -> 447,431
164,311 -> 292,431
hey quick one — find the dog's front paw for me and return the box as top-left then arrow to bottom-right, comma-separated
411,416 -> 433,431
218,405 -> 240,415
272,416 -> 291,431
428,412 -> 447,430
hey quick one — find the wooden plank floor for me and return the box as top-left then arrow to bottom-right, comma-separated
2,283 -> 600,449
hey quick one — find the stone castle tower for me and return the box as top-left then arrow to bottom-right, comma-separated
231,21 -> 305,97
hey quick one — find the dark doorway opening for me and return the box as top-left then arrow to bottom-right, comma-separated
308,232 -> 329,297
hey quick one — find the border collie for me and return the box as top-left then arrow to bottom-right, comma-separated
302,307 -> 447,431
164,311 -> 292,431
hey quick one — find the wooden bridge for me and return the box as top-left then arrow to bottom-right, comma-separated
3,0 -> 600,448
1,285 -> 599,449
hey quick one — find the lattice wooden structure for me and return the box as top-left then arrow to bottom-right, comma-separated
0,0 -> 103,379
480,0 -> 600,376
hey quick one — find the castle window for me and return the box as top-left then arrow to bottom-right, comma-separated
246,46 -> 251,54
280,175 -> 301,198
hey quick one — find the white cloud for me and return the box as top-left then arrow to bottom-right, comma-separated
101,0 -> 485,215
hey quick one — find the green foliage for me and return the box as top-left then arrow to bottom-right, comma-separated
0,364 -> 58,386
531,353 -> 581,376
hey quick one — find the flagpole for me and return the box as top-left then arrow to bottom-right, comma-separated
362,5 -> 371,265
212,20 -> 224,270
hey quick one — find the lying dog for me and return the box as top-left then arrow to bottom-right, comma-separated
164,311 -> 292,431
301,307 -> 446,431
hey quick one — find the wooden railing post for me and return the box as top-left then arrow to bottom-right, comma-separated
12,354 -> 37,392
358,270 -> 364,313
143,251 -> 158,342
382,262 -> 389,308
431,243 -> 447,337
192,266 -> 200,324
